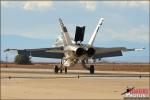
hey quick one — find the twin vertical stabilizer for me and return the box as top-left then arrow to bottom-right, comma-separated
59,18 -> 72,46
59,18 -> 104,46
88,18 -> 104,46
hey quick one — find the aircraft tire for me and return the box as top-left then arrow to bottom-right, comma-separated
60,69 -> 63,73
54,65 -> 59,74
90,65 -> 95,74
65,67 -> 67,74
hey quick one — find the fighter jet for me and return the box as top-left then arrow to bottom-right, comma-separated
5,18 -> 144,74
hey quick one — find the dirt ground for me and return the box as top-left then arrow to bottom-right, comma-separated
1,63 -> 149,72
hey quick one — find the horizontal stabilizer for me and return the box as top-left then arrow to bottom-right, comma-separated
93,51 -> 122,59
4,47 -> 64,59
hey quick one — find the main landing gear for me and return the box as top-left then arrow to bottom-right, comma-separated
82,60 -> 95,74
54,59 -> 68,74
54,64 -> 94,74
54,65 -> 59,74
89,65 -> 95,74
64,67 -> 67,74
53,65 -> 68,74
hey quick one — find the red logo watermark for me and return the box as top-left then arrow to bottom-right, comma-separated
122,87 -> 149,99
125,88 -> 149,97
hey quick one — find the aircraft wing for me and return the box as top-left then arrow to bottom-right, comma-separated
92,47 -> 144,59
4,47 -> 64,59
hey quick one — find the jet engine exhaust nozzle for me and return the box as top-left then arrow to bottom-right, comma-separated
87,47 -> 95,57
76,48 -> 86,56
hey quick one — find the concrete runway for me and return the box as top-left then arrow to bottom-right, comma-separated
1,68 -> 149,99
1,68 -> 149,78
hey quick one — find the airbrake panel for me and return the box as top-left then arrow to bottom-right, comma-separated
74,26 -> 85,43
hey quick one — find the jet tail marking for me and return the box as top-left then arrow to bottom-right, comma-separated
59,18 -> 72,46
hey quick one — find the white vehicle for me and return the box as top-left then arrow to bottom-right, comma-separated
5,18 -> 144,74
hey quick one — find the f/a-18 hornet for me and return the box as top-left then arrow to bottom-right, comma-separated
5,18 -> 144,74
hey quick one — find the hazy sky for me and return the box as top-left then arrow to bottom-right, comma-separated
1,1 -> 149,63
